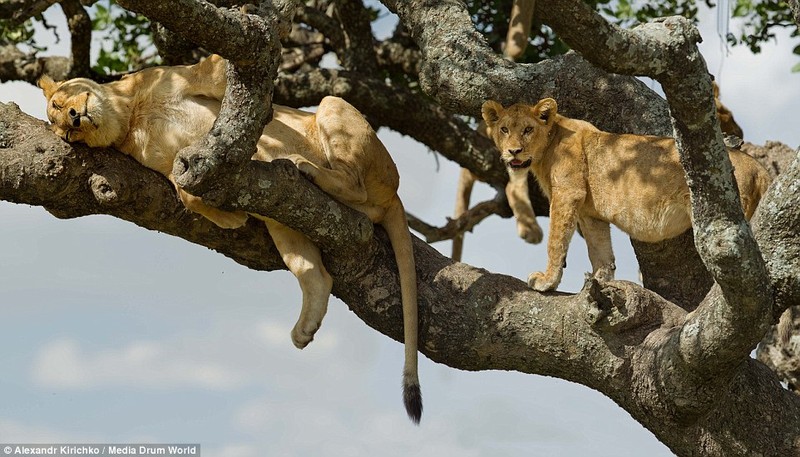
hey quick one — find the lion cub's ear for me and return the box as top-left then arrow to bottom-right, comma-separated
532,98 -> 557,126
481,100 -> 505,126
37,75 -> 60,100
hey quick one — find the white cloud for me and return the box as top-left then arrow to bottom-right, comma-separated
231,398 -> 481,457
32,338 -> 247,390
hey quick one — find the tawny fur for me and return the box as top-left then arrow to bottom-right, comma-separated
713,81 -> 744,140
39,54 -> 422,423
482,98 -> 771,292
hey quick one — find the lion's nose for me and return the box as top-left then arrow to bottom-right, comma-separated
68,108 -> 80,127
508,148 -> 523,156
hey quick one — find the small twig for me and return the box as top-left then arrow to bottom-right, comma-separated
407,192 -> 511,243
9,0 -> 58,24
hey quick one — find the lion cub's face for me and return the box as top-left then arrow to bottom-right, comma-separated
38,76 -> 113,147
481,98 -> 558,171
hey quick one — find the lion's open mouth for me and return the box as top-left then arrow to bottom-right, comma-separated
508,159 -> 532,169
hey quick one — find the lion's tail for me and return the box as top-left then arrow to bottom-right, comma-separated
381,195 -> 422,424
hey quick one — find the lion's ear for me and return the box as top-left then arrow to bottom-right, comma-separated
481,100 -> 504,126
37,75 -> 60,100
532,98 -> 557,126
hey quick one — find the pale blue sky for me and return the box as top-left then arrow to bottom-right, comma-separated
1,2 -> 798,456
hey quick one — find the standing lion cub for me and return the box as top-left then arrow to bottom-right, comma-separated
482,98 -> 771,292
39,54 -> 422,423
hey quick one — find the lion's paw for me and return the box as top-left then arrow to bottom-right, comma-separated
291,321 -> 321,349
206,210 -> 249,230
518,220 -> 544,244
528,270 -> 561,292
593,263 -> 616,282
286,154 -> 316,177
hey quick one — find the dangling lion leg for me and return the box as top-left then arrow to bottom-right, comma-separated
261,217 -> 333,349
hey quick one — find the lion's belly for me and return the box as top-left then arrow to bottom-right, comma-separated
127,97 -> 219,176
609,203 -> 692,242
591,190 -> 692,243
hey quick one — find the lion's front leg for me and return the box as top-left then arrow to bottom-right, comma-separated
528,188 -> 582,292
262,218 -> 333,349
505,170 -> 543,244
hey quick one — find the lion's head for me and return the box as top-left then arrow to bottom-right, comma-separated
38,75 -> 120,147
481,98 -> 558,171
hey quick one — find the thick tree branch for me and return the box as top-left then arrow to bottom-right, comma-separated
3,102 -> 800,456
375,39 -> 421,76
60,0 -> 91,77
332,0 -> 378,73
150,22 -> 202,66
752,154 -> 800,317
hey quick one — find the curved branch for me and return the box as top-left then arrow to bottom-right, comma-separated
407,192 -> 512,243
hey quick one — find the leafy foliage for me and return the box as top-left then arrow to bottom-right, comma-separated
1,15 -> 51,52
1,0 -> 799,74
729,0 -> 800,71
466,0 -> 798,70
91,0 -> 159,74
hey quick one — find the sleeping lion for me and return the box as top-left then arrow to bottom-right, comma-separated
482,98 -> 771,292
39,54 -> 422,423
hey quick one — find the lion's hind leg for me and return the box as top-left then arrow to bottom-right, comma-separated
579,217 -> 616,282
261,217 -> 333,349
290,96 -> 381,206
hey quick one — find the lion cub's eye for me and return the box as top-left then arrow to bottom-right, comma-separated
523,126 -> 533,135
500,126 -> 509,134
51,101 -> 62,110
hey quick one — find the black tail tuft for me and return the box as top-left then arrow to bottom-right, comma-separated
404,382 -> 423,424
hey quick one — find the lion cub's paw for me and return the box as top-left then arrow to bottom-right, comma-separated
528,270 -> 562,292
291,321 -> 320,349
518,220 -> 544,244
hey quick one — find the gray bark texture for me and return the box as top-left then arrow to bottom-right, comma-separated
2,0 -> 800,455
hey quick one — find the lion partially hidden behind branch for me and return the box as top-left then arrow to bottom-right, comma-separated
38,54 -> 423,423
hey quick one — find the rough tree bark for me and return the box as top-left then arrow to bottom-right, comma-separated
1,0 -> 799,455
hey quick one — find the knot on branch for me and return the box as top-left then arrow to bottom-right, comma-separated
584,276 -> 667,333
172,138 -> 225,196
88,172 -> 121,205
